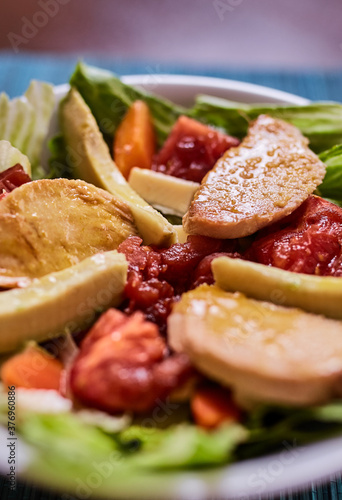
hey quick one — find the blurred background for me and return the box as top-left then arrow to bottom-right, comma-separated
0,0 -> 341,97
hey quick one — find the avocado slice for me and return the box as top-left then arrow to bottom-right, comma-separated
60,88 -> 176,246
212,256 -> 342,320
0,250 -> 127,353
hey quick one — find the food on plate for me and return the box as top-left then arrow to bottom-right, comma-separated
128,167 -> 200,217
168,284 -> 342,406
60,88 -> 176,246
212,255 -> 342,320
0,250 -> 127,352
152,115 -> 240,183
0,178 -> 135,286
183,115 -> 326,238
114,100 -> 156,178
3,63 -> 342,494
70,309 -> 192,413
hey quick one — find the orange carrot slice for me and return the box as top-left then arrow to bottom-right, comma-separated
1,344 -> 63,391
114,100 -> 156,179
191,386 -> 241,429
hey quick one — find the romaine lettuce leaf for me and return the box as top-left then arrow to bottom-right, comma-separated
2,398 -> 342,498
317,144 -> 342,202
0,81 -> 55,179
237,402 -> 342,460
117,423 -> 246,469
0,140 -> 31,176
189,95 -> 342,153
69,62 -> 185,147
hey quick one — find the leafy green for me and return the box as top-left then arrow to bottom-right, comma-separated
69,62 -> 185,147
236,402 -> 342,460
0,140 -> 31,176
117,423 -> 247,469
13,409 -> 246,472
316,144 -> 342,202
162,213 -> 183,225
189,95 -> 342,153
0,81 -> 55,179
3,398 -> 342,498
47,133 -> 73,179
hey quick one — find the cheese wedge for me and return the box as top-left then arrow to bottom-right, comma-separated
128,167 -> 199,217
183,115 -> 326,238
168,284 -> 342,407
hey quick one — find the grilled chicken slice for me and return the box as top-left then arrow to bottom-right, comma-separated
0,178 -> 136,287
183,115 -> 326,238
168,284 -> 342,407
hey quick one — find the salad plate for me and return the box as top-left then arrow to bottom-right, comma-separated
1,68 -> 342,500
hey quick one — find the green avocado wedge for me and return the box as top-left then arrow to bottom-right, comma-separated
60,88 -> 176,247
212,256 -> 342,320
0,251 -> 127,353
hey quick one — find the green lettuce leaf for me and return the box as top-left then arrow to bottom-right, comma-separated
69,62 -> 185,147
189,95 -> 342,153
0,81 -> 55,179
316,144 -> 342,202
0,140 -> 31,176
236,402 -> 342,460
117,423 -> 246,469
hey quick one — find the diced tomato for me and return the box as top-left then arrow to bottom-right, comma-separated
0,164 -> 31,200
191,385 -> 242,429
152,115 -> 240,183
114,100 -> 156,179
1,344 -> 64,391
118,236 -> 240,333
245,195 -> 342,277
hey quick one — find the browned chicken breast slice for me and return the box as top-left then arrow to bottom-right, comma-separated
0,178 -> 137,287
183,115 -> 326,238
168,284 -> 342,407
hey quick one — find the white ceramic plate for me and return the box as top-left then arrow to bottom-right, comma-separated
13,75 -> 342,499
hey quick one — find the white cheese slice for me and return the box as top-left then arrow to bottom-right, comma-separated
128,168 -> 200,217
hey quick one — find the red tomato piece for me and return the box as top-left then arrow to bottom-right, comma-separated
152,115 -> 240,183
0,164 -> 31,200
246,195 -> 342,276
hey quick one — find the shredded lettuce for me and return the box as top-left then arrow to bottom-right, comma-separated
0,81 -> 55,179
189,95 -> 342,153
